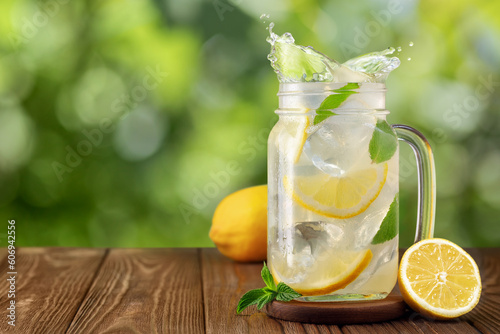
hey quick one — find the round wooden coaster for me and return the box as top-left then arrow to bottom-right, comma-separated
264,293 -> 407,325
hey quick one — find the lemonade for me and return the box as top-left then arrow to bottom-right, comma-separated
266,25 -> 403,301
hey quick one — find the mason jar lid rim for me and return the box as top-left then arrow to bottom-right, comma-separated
277,82 -> 387,96
275,108 -> 390,115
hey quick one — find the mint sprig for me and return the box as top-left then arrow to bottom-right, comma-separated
369,120 -> 398,164
372,194 -> 399,244
236,262 -> 301,314
313,83 -> 360,125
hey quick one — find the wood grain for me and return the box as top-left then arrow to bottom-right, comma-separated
0,247 -> 106,334
201,248 -> 286,333
66,248 -> 204,334
0,248 -> 6,265
462,248 -> 500,334
342,322 -> 404,334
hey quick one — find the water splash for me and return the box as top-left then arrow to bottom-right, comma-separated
267,24 -> 400,83
266,22 -> 339,82
343,48 -> 401,82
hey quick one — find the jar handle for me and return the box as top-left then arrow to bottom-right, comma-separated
392,125 -> 436,242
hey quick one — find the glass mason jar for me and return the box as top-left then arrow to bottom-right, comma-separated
267,82 -> 436,302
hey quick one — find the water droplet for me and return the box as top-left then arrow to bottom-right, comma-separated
409,41 -> 414,47
396,46 -> 402,52
407,57 -> 412,61
260,13 -> 270,20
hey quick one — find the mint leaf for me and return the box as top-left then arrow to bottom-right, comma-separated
313,83 -> 359,125
372,194 -> 399,245
369,120 -> 398,164
256,291 -> 277,310
261,262 -> 276,290
336,83 -> 360,91
236,289 -> 268,314
313,113 -> 334,125
276,282 -> 302,301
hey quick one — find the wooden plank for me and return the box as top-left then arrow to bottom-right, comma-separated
285,322 -> 342,333
388,319 -> 427,333
0,247 -> 106,333
342,322 -> 403,334
462,248 -> 500,334
201,248 -> 283,333
338,301 -> 481,334
66,248 -> 204,334
406,314 -> 481,334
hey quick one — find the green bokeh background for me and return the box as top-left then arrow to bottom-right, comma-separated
0,0 -> 499,248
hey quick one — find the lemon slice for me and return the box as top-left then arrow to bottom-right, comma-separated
294,116 -> 308,163
271,249 -> 373,296
284,163 -> 388,218
398,238 -> 482,319
277,115 -> 309,163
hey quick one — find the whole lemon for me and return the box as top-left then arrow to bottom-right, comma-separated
209,185 -> 267,262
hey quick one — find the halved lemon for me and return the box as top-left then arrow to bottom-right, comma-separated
271,249 -> 373,296
284,163 -> 388,218
398,238 -> 482,319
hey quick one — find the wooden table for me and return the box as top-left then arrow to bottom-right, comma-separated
0,248 -> 498,333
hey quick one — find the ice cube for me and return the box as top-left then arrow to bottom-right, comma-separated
339,87 -> 386,110
352,206 -> 391,250
295,221 -> 344,256
303,116 -> 375,174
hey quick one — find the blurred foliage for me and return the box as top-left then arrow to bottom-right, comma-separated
0,0 -> 499,247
